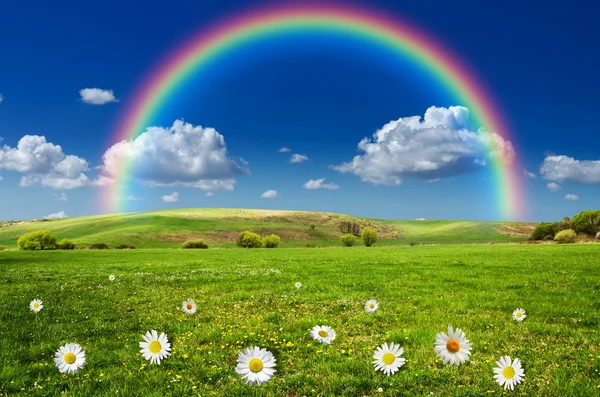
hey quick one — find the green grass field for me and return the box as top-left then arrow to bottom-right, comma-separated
0,208 -> 535,249
1,245 -> 599,396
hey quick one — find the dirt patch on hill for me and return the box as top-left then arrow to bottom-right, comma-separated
158,228 -> 345,243
495,223 -> 537,237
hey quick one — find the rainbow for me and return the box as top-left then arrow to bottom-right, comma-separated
105,4 -> 524,219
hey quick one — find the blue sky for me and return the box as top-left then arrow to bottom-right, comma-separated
0,0 -> 598,222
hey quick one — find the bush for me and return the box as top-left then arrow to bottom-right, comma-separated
56,239 -> 76,250
409,241 -> 417,246
542,235 -> 554,241
181,239 -> 208,249
309,224 -> 316,231
17,230 -> 57,250
0,245 -> 6,251
570,210 -> 600,236
262,234 -> 280,248
237,231 -> 263,248
115,244 -> 136,249
340,233 -> 356,247
361,227 -> 378,247
554,229 -> 577,244
89,243 -> 109,250
530,222 -> 558,240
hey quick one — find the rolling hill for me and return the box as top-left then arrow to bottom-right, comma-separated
0,208 -> 536,249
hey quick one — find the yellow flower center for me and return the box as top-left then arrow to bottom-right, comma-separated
33,303 -> 39,308
318,330 -> 329,338
382,352 -> 395,365
249,358 -> 264,372
503,366 -> 515,379
64,352 -> 76,364
446,339 -> 460,353
516,312 -> 522,318
186,304 -> 193,310
149,341 -> 162,354
369,304 -> 375,309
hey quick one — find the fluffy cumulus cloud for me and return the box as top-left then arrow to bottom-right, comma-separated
547,182 -> 561,192
79,88 -> 118,105
53,193 -> 68,201
524,169 -> 536,179
0,135 -> 90,189
332,106 -> 515,185
540,155 -> 600,184
45,211 -> 68,219
278,147 -> 291,153
302,178 -> 339,190
162,192 -> 179,203
290,154 -> 308,164
565,194 -> 580,201
100,120 -> 248,190
261,190 -> 278,198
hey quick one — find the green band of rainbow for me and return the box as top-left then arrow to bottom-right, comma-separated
105,4 -> 525,219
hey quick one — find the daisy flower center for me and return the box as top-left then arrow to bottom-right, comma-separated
446,339 -> 460,353
369,304 -> 375,309
149,341 -> 162,354
186,304 -> 193,310
33,303 -> 39,308
516,312 -> 522,318
503,366 -> 515,379
318,330 -> 329,338
64,352 -> 76,364
249,358 -> 264,372
382,352 -> 396,365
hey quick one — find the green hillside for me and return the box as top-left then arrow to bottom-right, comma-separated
0,208 -> 535,249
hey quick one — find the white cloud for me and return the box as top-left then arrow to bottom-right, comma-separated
546,182 -> 562,192
45,211 -> 68,219
0,94 -> 3,103
261,190 -> 278,198
206,192 -> 214,197
332,106 -> 515,185
126,195 -> 142,201
100,120 -> 248,190
0,176 -> 3,181
290,154 -> 308,164
302,178 -> 339,190
79,88 -> 118,105
162,192 -> 179,203
524,169 -> 536,179
540,155 -> 600,184
278,147 -> 291,153
0,135 -> 90,189
426,178 -> 440,183
415,218 -> 426,220
565,194 -> 579,201
53,193 -> 68,201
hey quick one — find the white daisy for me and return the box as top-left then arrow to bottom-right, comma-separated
182,299 -> 197,315
434,326 -> 472,366
512,308 -> 526,322
235,346 -> 277,385
29,299 -> 43,312
54,343 -> 86,374
372,342 -> 405,375
310,325 -> 336,345
493,356 -> 525,390
295,282 -> 302,289
365,299 -> 379,313
109,274 -> 116,281
139,330 -> 171,364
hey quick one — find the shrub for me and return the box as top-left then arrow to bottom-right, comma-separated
309,224 -> 316,231
263,234 -> 280,248
237,231 -> 263,248
89,243 -> 109,250
409,241 -> 417,246
115,244 -> 136,249
530,222 -> 558,240
340,233 -> 356,247
17,230 -> 57,250
542,235 -> 554,241
361,227 -> 378,247
570,210 -> 600,236
181,239 -> 208,249
554,229 -> 577,244
56,239 -> 76,250
0,245 -> 6,251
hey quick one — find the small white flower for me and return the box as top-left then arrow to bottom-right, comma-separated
295,282 -> 302,289
378,387 -> 383,392
434,326 -> 472,366
310,325 -> 336,344
29,299 -> 43,312
373,342 -> 405,375
493,356 -> 525,390
139,330 -> 171,364
54,343 -> 86,374
108,274 -> 116,281
236,346 -> 276,385
182,299 -> 197,315
365,300 -> 379,313
512,308 -> 526,322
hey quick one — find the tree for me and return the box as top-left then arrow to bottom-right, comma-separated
570,210 -> 600,236
361,227 -> 378,247
17,230 -> 57,250
340,234 -> 356,247
263,234 -> 281,248
530,222 -> 558,240
339,221 -> 361,236
557,216 -> 571,232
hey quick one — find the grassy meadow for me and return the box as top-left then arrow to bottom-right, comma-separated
1,244 -> 599,396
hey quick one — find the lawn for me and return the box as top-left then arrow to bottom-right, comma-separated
1,244 -> 599,396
